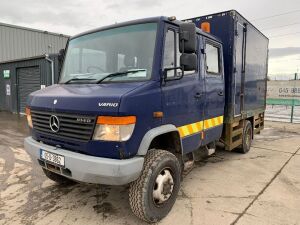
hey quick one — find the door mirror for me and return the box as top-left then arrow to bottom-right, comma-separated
179,23 -> 196,53
180,53 -> 197,71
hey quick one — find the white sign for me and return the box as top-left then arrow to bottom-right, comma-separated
6,84 -> 11,96
267,80 -> 300,100
41,85 -> 46,89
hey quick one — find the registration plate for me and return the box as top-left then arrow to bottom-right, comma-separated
40,150 -> 65,167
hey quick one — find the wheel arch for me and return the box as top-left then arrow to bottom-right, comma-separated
137,125 -> 183,156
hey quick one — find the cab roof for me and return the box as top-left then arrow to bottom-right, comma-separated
71,16 -> 222,44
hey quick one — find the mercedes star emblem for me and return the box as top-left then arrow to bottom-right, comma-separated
49,115 -> 60,133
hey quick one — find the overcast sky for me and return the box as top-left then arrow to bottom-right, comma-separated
0,0 -> 299,77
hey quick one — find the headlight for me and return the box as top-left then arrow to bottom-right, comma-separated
25,107 -> 33,128
93,116 -> 136,141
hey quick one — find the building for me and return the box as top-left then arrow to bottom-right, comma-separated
0,22 -> 69,114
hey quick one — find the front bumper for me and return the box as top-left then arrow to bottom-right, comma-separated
24,137 -> 144,185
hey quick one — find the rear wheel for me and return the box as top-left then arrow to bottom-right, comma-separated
236,120 -> 252,154
42,168 -> 76,185
129,149 -> 181,223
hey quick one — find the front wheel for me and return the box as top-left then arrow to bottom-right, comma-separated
129,150 -> 181,223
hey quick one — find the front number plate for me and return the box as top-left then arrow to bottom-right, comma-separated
40,150 -> 65,167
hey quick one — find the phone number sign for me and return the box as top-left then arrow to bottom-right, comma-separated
267,80 -> 300,106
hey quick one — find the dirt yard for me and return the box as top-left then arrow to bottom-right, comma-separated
0,112 -> 300,225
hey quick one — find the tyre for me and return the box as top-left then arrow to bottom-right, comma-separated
236,120 -> 252,154
129,149 -> 181,223
42,168 -> 76,185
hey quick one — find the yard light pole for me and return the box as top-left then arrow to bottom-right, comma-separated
290,71 -> 298,123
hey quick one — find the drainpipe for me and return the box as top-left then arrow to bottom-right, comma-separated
45,54 -> 55,85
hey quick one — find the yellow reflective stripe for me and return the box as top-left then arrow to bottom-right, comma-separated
191,123 -> 198,133
182,126 -> 190,137
177,115 -> 224,138
178,127 -> 185,137
219,115 -> 224,123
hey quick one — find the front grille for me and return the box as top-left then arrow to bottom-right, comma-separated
31,110 -> 96,142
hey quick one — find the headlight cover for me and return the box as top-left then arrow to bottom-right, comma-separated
93,116 -> 136,141
25,107 -> 33,128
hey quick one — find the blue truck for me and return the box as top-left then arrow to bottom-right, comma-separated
24,10 -> 268,222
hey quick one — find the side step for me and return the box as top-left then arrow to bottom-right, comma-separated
183,144 -> 216,175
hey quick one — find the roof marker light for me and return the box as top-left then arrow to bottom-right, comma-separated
201,22 -> 211,33
168,16 -> 176,21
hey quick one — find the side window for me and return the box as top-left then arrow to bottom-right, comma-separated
163,29 -> 176,77
205,43 -> 220,75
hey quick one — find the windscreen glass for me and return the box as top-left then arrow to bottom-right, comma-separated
60,23 -> 157,83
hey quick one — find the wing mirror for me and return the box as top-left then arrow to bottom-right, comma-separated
163,22 -> 197,82
179,22 -> 197,71
179,22 -> 197,54
180,53 -> 197,71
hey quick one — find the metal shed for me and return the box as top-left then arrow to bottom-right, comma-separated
0,21 -> 69,114
0,22 -> 69,62
0,55 -> 61,114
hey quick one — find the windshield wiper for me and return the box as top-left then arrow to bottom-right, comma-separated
64,78 -> 96,84
96,69 -> 146,84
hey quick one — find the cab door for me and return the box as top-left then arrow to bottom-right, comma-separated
202,38 -> 225,144
161,26 -> 205,153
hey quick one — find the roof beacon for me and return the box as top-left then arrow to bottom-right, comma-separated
201,22 -> 211,33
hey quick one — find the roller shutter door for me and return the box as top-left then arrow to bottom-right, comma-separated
17,66 -> 40,113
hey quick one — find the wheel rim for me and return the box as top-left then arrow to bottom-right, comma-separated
152,168 -> 174,205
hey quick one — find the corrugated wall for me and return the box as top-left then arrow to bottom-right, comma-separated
0,22 -> 69,62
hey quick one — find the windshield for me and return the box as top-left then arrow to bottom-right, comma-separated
60,23 -> 157,84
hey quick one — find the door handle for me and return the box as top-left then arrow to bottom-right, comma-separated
194,92 -> 202,99
218,91 -> 224,96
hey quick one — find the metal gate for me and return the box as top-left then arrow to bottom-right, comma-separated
17,66 -> 41,113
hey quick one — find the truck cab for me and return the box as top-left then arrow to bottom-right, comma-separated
25,13 -> 267,223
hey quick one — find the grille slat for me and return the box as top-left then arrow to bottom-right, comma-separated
31,114 -> 49,120
32,118 -> 49,125
33,122 -> 50,129
59,118 -> 94,125
60,123 -> 94,130
60,127 -> 92,135
31,110 -> 96,142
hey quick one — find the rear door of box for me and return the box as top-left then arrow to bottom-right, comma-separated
234,21 -> 246,116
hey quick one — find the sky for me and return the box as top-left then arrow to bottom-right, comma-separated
0,0 -> 299,78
